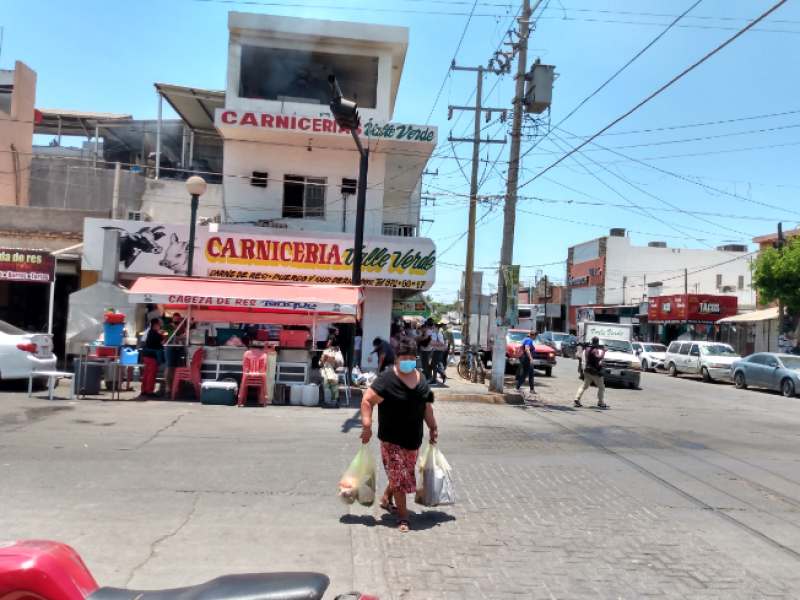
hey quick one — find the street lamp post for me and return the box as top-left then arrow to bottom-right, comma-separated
328,74 -> 366,286
185,176 -> 207,277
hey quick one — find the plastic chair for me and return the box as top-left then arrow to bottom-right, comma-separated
172,347 -> 204,400
335,367 -> 351,405
238,349 -> 268,407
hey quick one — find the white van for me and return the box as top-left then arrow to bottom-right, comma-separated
665,340 -> 740,382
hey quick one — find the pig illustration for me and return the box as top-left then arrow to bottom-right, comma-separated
158,233 -> 190,275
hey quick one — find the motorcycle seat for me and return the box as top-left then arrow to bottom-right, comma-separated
88,573 -> 330,600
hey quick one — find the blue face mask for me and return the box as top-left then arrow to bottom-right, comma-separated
398,360 -> 417,373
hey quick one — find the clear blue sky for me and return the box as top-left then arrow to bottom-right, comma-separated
3,0 -> 800,302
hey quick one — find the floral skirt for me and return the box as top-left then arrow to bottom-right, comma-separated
381,441 -> 419,494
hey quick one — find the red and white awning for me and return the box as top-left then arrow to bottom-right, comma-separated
128,277 -> 362,315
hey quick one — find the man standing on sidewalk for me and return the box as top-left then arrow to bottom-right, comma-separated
575,336 -> 608,408
515,329 -> 536,394
418,323 -> 434,382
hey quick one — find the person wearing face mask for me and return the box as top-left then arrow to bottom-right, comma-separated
360,338 -> 438,534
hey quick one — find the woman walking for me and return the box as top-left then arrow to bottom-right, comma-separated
360,338 -> 438,533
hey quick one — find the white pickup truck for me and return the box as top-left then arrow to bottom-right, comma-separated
577,322 -> 642,389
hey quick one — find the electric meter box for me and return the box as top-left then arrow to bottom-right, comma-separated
524,63 -> 555,114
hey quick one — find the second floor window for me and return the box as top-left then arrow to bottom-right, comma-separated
283,175 -> 326,219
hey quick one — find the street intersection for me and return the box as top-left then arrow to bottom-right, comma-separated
2,360 -> 800,599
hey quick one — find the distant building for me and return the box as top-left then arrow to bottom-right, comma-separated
567,229 -> 756,342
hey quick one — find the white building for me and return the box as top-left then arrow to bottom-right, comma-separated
75,12 -> 438,370
567,230 -> 756,337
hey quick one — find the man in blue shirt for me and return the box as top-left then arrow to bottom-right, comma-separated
515,330 -> 537,393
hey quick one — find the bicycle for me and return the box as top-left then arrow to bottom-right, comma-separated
457,343 -> 486,384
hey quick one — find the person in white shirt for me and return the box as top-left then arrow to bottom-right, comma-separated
429,322 -> 447,384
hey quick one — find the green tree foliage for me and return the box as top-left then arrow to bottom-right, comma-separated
751,242 -> 800,313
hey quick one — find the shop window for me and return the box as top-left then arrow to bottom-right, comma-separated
383,223 -> 416,237
282,175 -> 326,219
251,172 -> 268,188
239,46 -> 378,109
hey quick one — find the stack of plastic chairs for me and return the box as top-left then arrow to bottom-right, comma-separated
238,349 -> 268,407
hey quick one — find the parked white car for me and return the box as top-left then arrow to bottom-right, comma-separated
0,319 -> 57,380
665,340 -> 740,382
632,342 -> 667,372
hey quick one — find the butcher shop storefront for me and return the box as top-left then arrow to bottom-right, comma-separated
79,218 -> 436,371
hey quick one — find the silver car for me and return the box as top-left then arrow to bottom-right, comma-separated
731,352 -> 800,397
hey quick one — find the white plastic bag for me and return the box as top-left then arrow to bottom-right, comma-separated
415,443 -> 455,507
338,444 -> 376,506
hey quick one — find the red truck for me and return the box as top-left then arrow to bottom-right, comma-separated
499,329 -> 557,376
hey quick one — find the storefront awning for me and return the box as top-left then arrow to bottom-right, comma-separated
718,307 -> 779,324
128,277 -> 362,315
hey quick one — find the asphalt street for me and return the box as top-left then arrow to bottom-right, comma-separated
2,358 -> 800,599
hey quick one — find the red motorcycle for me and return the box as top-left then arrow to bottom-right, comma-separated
0,540 -> 376,600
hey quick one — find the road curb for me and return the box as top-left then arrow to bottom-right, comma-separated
436,393 -> 525,405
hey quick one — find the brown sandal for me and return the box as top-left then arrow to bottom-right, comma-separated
397,519 -> 410,533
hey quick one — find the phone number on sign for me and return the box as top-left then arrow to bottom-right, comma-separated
208,270 -> 428,289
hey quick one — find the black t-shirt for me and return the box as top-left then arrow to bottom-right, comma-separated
141,328 -> 165,360
375,340 -> 395,370
371,368 -> 434,450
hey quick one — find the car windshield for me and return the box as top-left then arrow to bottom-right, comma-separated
780,356 -> 800,370
700,345 -> 737,357
0,319 -> 26,335
507,332 -> 543,344
643,344 -> 667,353
600,339 -> 633,353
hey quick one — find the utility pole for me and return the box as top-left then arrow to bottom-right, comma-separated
490,0 -> 537,392
448,62 -> 507,350
684,269 -> 688,295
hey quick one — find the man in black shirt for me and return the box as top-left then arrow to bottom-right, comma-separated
372,337 -> 395,372
141,318 -> 165,396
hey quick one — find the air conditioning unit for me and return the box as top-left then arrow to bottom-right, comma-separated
126,211 -> 151,222
721,285 -> 735,293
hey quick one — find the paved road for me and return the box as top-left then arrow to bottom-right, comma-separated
2,360 -> 800,599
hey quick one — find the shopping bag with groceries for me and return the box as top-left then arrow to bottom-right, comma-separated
415,443 -> 455,507
338,444 -> 376,507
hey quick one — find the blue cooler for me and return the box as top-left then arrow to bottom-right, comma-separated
200,380 -> 239,406
120,348 -> 139,365
103,323 -> 124,346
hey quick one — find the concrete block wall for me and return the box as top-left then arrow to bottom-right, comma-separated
360,287 -> 393,372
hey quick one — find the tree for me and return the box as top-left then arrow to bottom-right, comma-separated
750,242 -> 800,314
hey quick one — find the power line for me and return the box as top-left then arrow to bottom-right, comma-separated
553,125 -> 800,217
518,0 -> 791,190
561,108 -> 800,139
546,130 -> 726,250
547,128 -> 752,240
544,0 -> 704,144
426,0 -> 481,125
